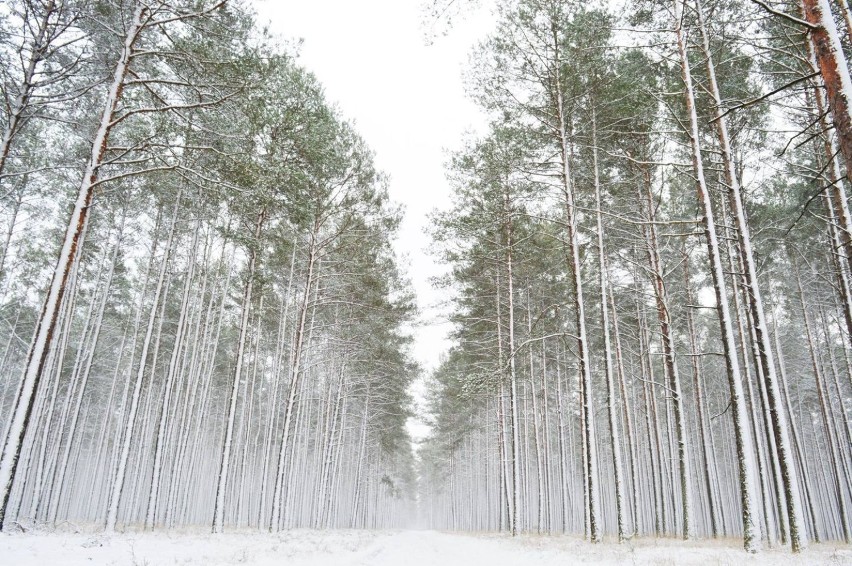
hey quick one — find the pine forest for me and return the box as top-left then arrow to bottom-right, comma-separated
0,0 -> 851,563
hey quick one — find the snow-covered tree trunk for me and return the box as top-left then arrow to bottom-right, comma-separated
270,228 -> 319,531
795,267 -> 852,542
525,299 -> 545,533
802,0 -> 852,185
683,247 -> 720,538
771,310 -> 821,541
495,271 -> 513,534
20,259 -> 83,522
258,243 -> 297,527
593,114 -> 625,542
212,208 -> 265,533
672,0 -> 762,551
801,35 -> 852,356
696,5 -> 808,540
637,298 -> 667,536
610,284 -> 639,535
502,187 -> 521,536
696,0 -> 806,548
636,162 -> 692,539
145,219 -> 200,530
106,193 -> 181,532
47,213 -> 125,524
0,4 -> 148,528
550,19 -> 600,543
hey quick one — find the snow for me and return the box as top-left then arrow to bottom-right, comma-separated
1,529 -> 850,565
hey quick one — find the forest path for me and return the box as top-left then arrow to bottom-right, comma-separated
2,528 -> 850,565
351,530 -> 520,565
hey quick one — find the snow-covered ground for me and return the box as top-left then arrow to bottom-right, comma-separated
1,529 -> 850,565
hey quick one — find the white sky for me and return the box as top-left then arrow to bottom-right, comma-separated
252,1 -> 494,440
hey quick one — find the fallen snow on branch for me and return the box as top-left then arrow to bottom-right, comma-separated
1,529 -> 850,565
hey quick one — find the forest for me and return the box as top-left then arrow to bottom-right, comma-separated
0,0 -> 416,536
0,0 -> 850,562
420,0 -> 852,554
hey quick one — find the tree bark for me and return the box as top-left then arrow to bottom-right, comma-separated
697,0 -> 806,549
802,0 -> 852,185
212,208 -> 265,533
0,5 -> 149,528
672,0 -> 762,551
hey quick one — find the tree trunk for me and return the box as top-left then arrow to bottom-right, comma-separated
802,0 -> 852,185
0,5 -> 149,528
594,114 -> 625,542
672,0 -> 762,551
550,17 -> 601,542
270,228 -> 319,531
212,208 -> 265,533
503,187 -> 521,536
145,219 -> 200,530
106,192 -> 180,532
696,0 -> 806,549
795,265 -> 852,542
683,246 -> 721,538
635,162 -> 692,539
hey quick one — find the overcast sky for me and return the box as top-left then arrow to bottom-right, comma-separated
252,1 -> 495,439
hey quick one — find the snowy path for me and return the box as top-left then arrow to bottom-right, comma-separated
2,528 -> 850,565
